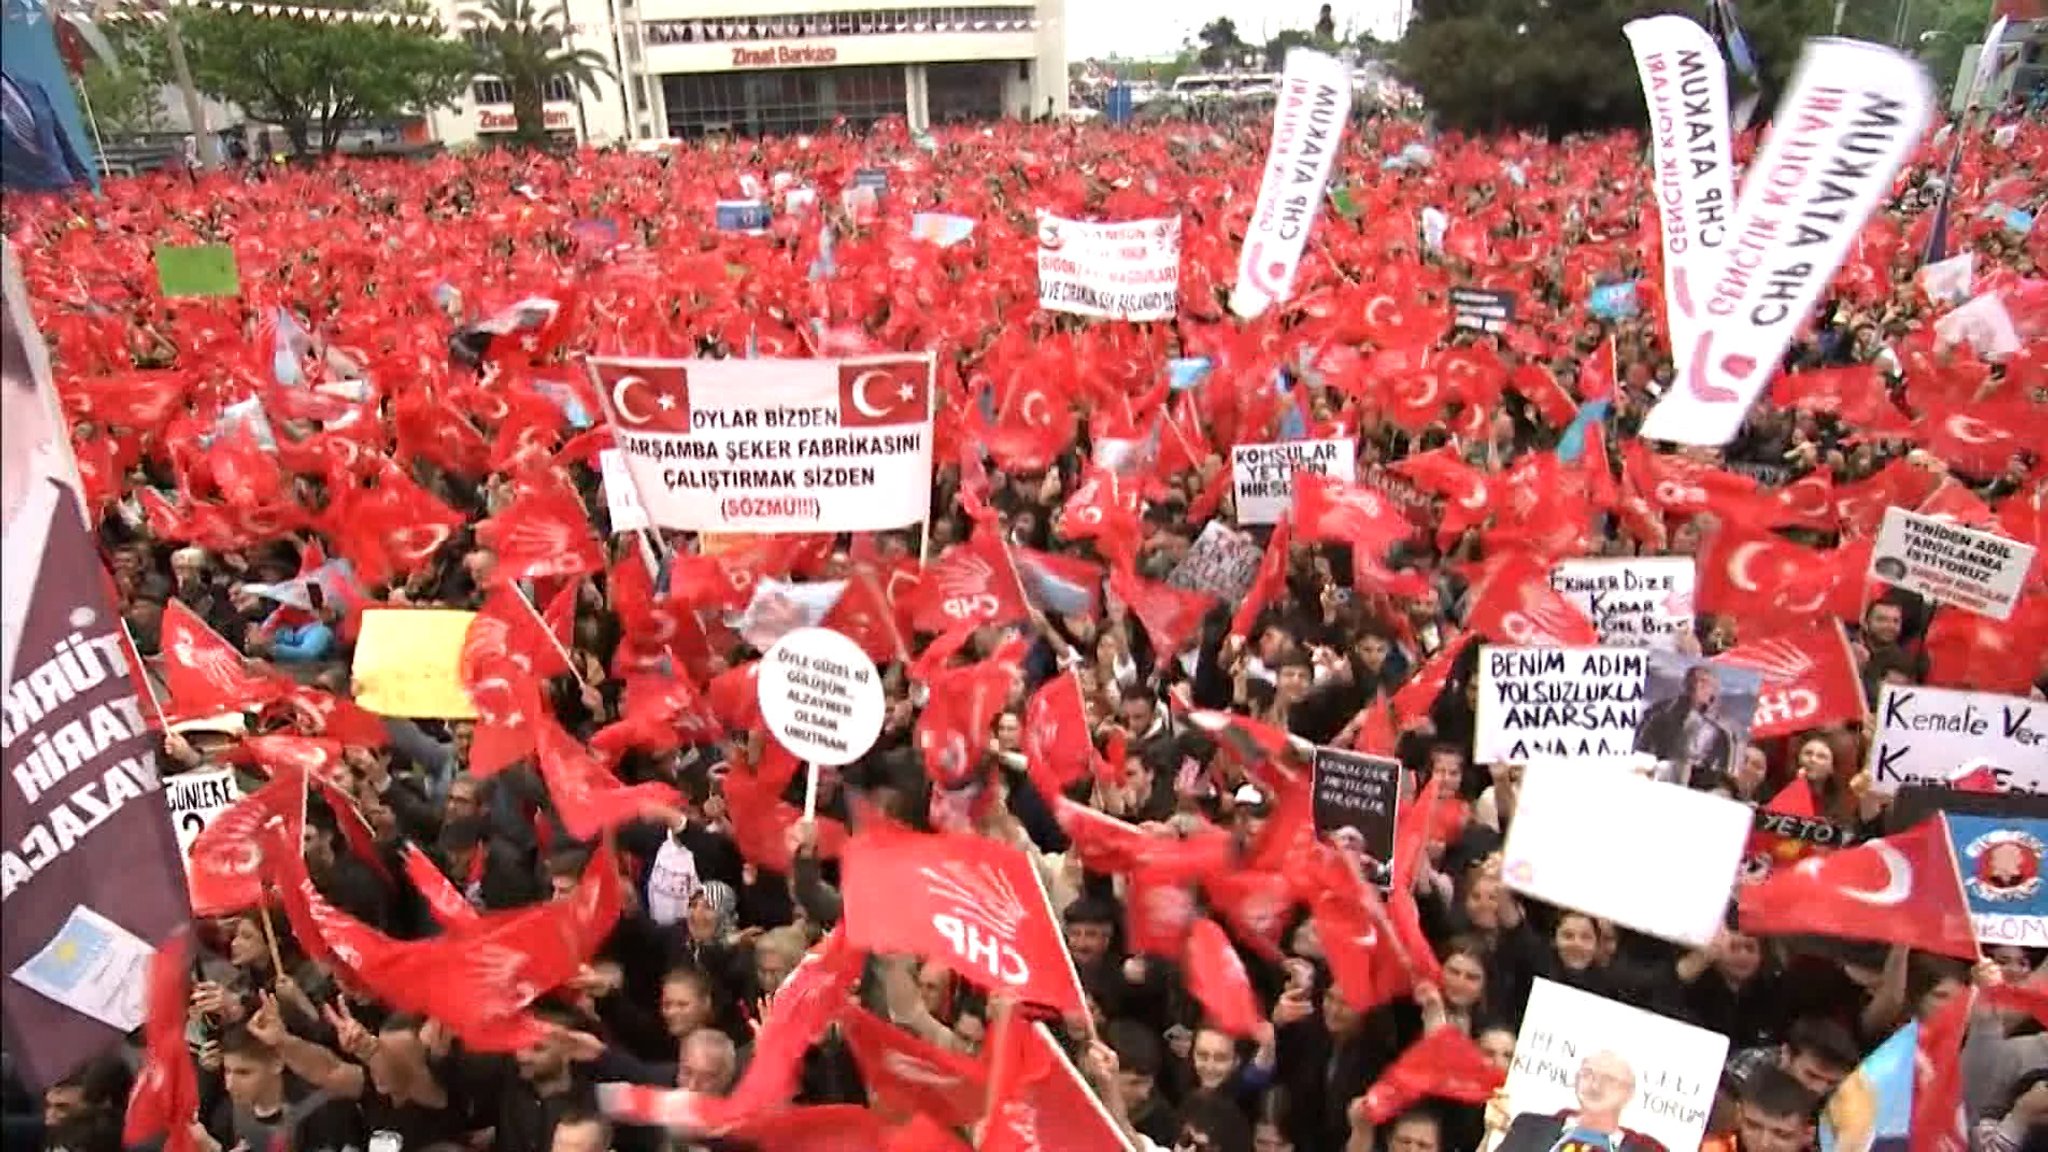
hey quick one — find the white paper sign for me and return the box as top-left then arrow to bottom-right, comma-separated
757,627 -> 885,767
1230,438 -> 1357,526
1498,979 -> 1728,1152
1548,556 -> 1697,650
1502,761 -> 1751,946
597,448 -> 650,534
1475,646 -> 1647,764
163,768 -> 242,864
589,355 -> 936,534
1869,505 -> 2036,621
1035,213 -> 1181,321
10,906 -> 154,1033
1867,683 -> 2047,797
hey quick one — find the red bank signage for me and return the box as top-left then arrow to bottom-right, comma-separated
731,44 -> 839,68
478,108 -> 573,132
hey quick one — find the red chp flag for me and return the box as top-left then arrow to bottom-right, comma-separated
1360,1025 -> 1506,1124
1229,516 -> 1293,642
913,527 -> 1029,633
981,1017 -> 1134,1152
1183,917 -> 1264,1038
840,828 -> 1086,1018
839,1007 -> 990,1127
1713,621 -> 1867,738
1737,817 -> 1979,961
1292,472 -> 1410,556
122,928 -> 199,1152
187,762 -> 305,917
159,598 -> 284,717
1463,551 -> 1598,646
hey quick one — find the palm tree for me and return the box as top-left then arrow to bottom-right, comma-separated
464,0 -> 610,147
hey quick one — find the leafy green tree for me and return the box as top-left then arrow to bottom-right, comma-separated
464,0 -> 610,148
1315,3 -> 1337,43
72,23 -> 171,138
176,1 -> 473,154
1196,17 -> 1248,70
1264,28 -> 1319,69
1396,0 -> 1833,138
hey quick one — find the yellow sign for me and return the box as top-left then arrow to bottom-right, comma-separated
350,608 -> 478,719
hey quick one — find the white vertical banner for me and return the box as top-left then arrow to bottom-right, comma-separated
1625,15 -> 1735,388
1229,48 -> 1352,320
1640,39 -> 1932,447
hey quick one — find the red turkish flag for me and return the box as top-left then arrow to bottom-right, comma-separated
839,1007 -> 989,1127
1059,463 -> 1143,565
1184,917 -> 1263,1039
840,358 -> 933,428
1391,633 -> 1472,731
1228,516 -> 1292,642
912,527 -> 1030,633
477,485 -> 604,586
261,683 -> 390,748
401,843 -> 479,928
122,928 -> 198,1152
1361,1026 -> 1506,1124
1713,621 -> 1867,739
591,359 -> 694,434
1107,564 -> 1215,659
841,828 -> 1086,1018
1912,989 -> 1975,1152
1925,593 -> 2048,696
1696,528 -> 1848,627
1463,551 -> 1598,646
915,637 -> 1024,789
591,672 -> 723,758
159,599 -> 285,717
187,763 -> 305,917
532,712 -> 681,839
728,927 -> 867,1118
1737,817 -> 1979,960
980,1017 -> 1133,1152
1023,672 -> 1098,794
1292,472 -> 1409,557
1203,868 -> 1295,962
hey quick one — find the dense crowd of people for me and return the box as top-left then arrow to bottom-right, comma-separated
0,89 -> 2044,1152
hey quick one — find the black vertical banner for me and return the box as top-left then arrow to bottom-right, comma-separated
2,245 -> 191,1089
1310,747 -> 1402,880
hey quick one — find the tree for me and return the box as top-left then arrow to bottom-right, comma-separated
177,1 -> 473,154
464,0 -> 610,148
1395,0 -> 1833,138
1315,3 -> 1337,43
1264,28 -> 1318,70
72,24 -> 171,138
1196,17 -> 1248,70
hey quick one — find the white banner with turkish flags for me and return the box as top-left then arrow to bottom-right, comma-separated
586,354 -> 935,533
1639,38 -> 1932,447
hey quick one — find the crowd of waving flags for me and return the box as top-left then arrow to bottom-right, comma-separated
1,11 -> 2045,1152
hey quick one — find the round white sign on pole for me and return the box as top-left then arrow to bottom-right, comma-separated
756,627 -> 886,767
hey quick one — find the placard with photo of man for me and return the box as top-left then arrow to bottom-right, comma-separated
1631,650 -> 1763,788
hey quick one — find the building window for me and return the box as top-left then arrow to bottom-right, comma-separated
642,8 -> 1034,47
472,75 -> 579,106
663,63 -> 906,139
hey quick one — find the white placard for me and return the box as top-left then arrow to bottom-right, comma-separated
1502,761 -> 1751,947
757,627 -> 885,767
589,355 -> 935,534
1867,683 -> 2047,797
1869,505 -> 2037,621
163,768 -> 243,864
1475,646 -> 1646,764
1230,438 -> 1358,526
598,447 -> 651,534
1497,979 -> 1727,1152
1548,556 -> 1697,650
1035,213 -> 1181,322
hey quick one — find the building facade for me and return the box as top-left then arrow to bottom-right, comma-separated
426,0 -> 1068,147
